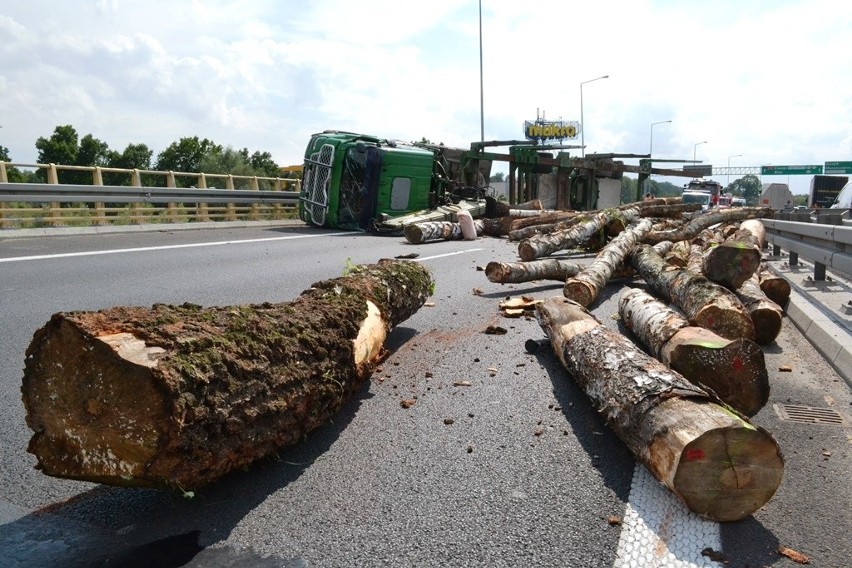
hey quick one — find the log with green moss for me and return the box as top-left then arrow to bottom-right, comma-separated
22,260 -> 433,490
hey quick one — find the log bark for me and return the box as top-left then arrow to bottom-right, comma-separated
629,244 -> 756,341
22,260 -> 433,490
485,259 -> 583,283
664,240 -> 692,267
643,207 -> 773,245
563,219 -> 653,307
735,273 -> 784,345
701,222 -> 764,290
518,207 -> 640,261
502,210 -> 579,235
404,219 -> 484,244
618,288 -> 769,416
758,265 -> 791,307
536,297 -> 783,521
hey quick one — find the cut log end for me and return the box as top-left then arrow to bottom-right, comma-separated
673,421 -> 784,522
692,303 -> 756,342
562,280 -> 596,308
23,318 -> 169,486
750,305 -> 783,346
664,331 -> 769,416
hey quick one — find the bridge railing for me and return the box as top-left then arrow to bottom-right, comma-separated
764,211 -> 852,280
0,161 -> 301,228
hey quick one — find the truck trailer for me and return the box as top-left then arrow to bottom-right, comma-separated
809,174 -> 849,208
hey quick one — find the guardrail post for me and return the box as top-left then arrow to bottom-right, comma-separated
166,171 -> 179,223
789,251 -> 799,266
92,167 -> 106,225
0,161 -> 8,183
131,169 -> 143,224
225,174 -> 236,221
47,164 -> 62,227
814,262 -> 826,281
196,173 -> 210,222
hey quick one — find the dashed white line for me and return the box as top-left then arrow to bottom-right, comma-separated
614,463 -> 723,568
0,232 -> 352,263
413,248 -> 484,261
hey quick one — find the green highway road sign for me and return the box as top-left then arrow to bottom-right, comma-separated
824,161 -> 852,174
761,165 -> 823,175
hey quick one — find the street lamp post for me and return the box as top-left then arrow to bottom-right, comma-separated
478,0 -> 484,142
693,140 -> 708,163
647,120 -> 672,194
649,120 -> 672,159
727,154 -> 742,187
580,74 -> 609,157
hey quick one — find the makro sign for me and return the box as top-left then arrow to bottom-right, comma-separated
524,120 -> 579,142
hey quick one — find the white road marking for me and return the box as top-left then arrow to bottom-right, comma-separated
413,248 -> 483,261
614,463 -> 723,568
0,232 -> 352,263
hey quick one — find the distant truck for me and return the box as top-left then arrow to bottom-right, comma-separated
682,179 -> 723,209
809,175 -> 848,208
759,183 -> 795,210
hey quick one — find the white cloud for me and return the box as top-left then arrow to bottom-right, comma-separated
0,0 -> 850,194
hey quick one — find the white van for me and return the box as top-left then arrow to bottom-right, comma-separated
830,180 -> 852,209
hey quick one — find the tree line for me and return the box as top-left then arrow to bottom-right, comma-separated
1,125 -> 292,187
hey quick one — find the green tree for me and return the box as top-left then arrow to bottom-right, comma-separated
248,150 -> 280,178
490,172 -> 505,183
155,137 -> 223,186
35,125 -> 80,183
1,146 -> 27,182
104,143 -> 153,185
727,174 -> 762,205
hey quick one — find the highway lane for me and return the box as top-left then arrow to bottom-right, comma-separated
0,225 -> 850,567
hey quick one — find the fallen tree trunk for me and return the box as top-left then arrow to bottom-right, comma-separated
501,210 -> 579,235
643,207 -> 773,245
485,258 -> 583,283
22,260 -> 433,490
629,245 -> 756,341
758,265 -> 791,307
701,220 -> 764,290
563,219 -> 653,307
518,207 -> 641,261
618,288 -> 769,416
404,219 -> 484,244
735,273 -> 784,345
536,297 -> 783,522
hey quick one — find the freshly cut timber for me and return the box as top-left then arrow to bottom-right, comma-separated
485,258 -> 583,283
518,207 -> 641,261
536,297 -> 784,521
618,288 -> 769,416
758,265 -> 791,307
404,219 -> 484,244
637,202 -> 703,217
701,220 -> 764,290
630,244 -> 755,341
22,260 -> 433,490
563,219 -> 653,307
664,240 -> 692,267
735,273 -> 784,345
643,207 -> 773,245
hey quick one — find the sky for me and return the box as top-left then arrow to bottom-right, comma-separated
1,0 -> 851,196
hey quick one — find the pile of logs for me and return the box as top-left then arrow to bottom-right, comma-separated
479,199 -> 787,521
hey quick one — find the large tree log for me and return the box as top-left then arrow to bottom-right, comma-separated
758,265 -> 791,307
618,288 -> 769,416
518,207 -> 641,261
22,260 -> 433,490
629,245 -> 756,341
535,297 -> 784,521
643,207 -> 773,244
735,273 -> 784,345
404,219 -> 485,244
701,220 -> 764,290
485,258 -> 583,283
563,219 -> 653,307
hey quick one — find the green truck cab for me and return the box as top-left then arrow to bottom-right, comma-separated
300,131 -> 441,230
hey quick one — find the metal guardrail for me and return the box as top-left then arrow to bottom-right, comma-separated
0,183 -> 299,205
763,215 -> 852,279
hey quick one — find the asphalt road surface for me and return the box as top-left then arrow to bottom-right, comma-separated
1,224 -> 850,567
